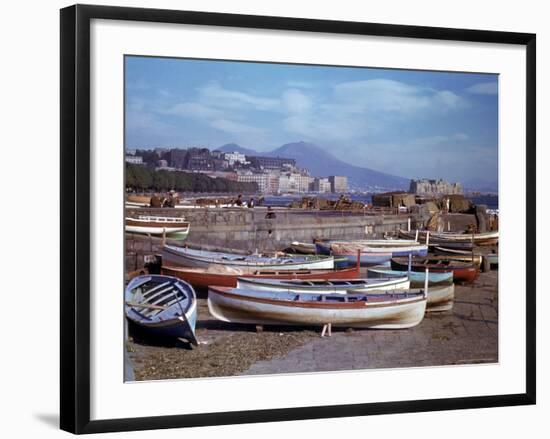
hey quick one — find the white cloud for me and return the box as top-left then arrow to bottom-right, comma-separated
331,79 -> 466,114
210,118 -> 262,134
282,89 -> 312,114
163,102 -> 224,119
466,81 -> 498,95
197,81 -> 279,111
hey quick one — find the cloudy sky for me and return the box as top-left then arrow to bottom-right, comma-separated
125,56 -> 498,184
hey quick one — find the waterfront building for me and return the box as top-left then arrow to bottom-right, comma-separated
329,175 -> 348,193
409,178 -> 463,195
312,177 -> 332,193
237,172 -> 268,192
278,172 -> 311,193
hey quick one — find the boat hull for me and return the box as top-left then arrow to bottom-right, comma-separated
290,242 -> 317,254
334,252 -> 393,267
125,225 -> 190,239
125,275 -> 198,344
367,268 -> 453,287
391,258 -> 478,283
162,246 -> 334,271
399,230 -> 498,246
236,277 -> 410,294
208,287 -> 427,329
161,265 -> 361,289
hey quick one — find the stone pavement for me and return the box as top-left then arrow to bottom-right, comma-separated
243,270 -> 498,375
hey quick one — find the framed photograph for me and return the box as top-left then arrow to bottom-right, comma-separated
60,4 -> 536,434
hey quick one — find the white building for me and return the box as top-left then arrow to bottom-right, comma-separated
278,173 -> 312,194
125,155 -> 143,165
328,175 -> 348,193
224,151 -> 250,166
237,172 -> 268,192
312,177 -> 332,193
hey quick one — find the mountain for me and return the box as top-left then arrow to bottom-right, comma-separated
267,141 -> 409,190
217,143 -> 258,155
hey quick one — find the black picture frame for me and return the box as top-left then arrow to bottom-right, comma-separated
60,4 -> 536,434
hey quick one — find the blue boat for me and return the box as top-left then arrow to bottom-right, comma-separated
125,275 -> 198,345
367,267 -> 453,287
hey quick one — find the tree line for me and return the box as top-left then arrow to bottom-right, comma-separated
126,164 -> 258,193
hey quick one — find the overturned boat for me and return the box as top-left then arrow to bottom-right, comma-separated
208,286 -> 427,329
125,275 -> 198,344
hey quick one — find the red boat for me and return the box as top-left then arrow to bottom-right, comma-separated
161,263 -> 361,290
391,256 -> 478,283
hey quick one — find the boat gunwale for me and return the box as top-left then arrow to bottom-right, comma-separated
208,286 -> 426,309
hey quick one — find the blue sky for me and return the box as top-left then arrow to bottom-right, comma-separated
125,56 -> 498,184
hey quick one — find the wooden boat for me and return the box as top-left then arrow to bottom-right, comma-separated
125,216 -> 190,240
125,275 -> 198,344
391,257 -> 478,283
366,267 -> 453,287
433,247 -> 484,266
161,263 -> 361,289
431,241 -> 474,250
162,245 -> 335,271
399,229 -> 498,246
289,241 -> 317,254
208,287 -> 427,329
236,276 -> 410,294
330,247 -> 392,267
365,268 -> 454,312
316,240 -> 427,260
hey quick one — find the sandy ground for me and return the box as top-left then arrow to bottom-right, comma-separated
127,265 -> 498,381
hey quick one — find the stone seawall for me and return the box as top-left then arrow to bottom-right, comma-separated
125,207 -> 426,260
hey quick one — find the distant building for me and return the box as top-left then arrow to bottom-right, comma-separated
168,149 -> 188,169
125,155 -> 143,165
237,172 -> 268,192
312,177 -> 331,193
156,159 -> 169,168
252,156 -> 296,170
409,179 -> 463,196
224,151 -> 250,166
187,148 -> 213,171
329,176 -> 348,193
202,171 -> 238,181
278,172 -> 311,194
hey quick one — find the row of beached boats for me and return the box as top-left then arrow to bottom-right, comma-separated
125,229 -> 498,344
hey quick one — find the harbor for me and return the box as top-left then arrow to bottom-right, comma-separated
124,192 -> 499,381
127,265 -> 497,380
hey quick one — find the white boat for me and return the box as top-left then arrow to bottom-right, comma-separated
162,246 -> 335,272
236,277 -> 410,294
208,287 -> 427,329
125,216 -> 190,239
289,241 -> 317,254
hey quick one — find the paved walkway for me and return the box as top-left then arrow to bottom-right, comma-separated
244,270 -> 498,375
